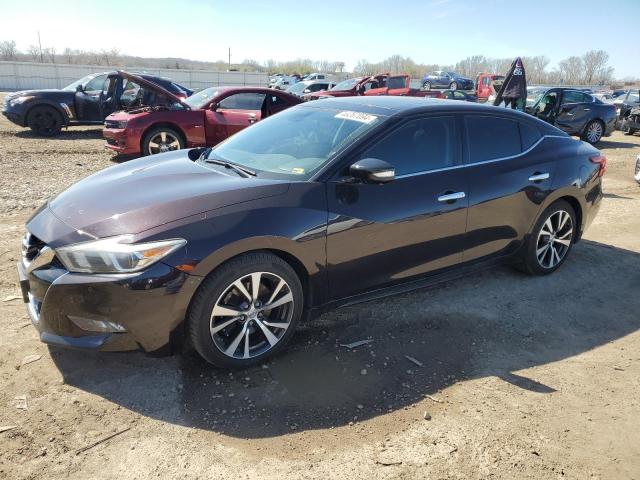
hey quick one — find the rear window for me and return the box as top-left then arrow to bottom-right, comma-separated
465,116 -> 521,163
387,77 -> 406,89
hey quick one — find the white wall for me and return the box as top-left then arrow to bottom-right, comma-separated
0,61 -> 268,91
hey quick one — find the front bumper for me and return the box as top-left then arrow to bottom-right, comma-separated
103,127 -> 141,155
1,104 -> 26,126
17,235 -> 202,353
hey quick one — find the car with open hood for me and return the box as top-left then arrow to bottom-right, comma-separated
1,71 -> 192,136
103,72 -> 302,156
18,96 -> 605,368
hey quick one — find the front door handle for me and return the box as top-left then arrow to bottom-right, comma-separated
529,172 -> 550,182
247,114 -> 257,124
437,191 -> 466,203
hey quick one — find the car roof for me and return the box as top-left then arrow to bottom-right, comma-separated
301,96 -> 566,135
301,96 -> 514,116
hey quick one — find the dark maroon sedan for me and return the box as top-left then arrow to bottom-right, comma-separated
18,97 -> 604,368
104,71 -> 301,156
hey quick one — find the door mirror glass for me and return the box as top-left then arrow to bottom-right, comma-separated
349,158 -> 395,184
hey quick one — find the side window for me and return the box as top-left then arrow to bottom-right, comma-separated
562,91 -> 586,105
309,83 -> 326,92
317,74 -> 325,79
482,77 -> 490,86
361,116 -> 457,175
270,94 -> 288,106
519,122 -> 542,150
218,92 -> 266,110
454,91 -> 466,99
465,116 -> 521,163
84,74 -> 107,94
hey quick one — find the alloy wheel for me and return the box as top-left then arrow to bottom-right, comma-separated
586,121 -> 603,144
148,131 -> 181,154
450,82 -> 458,90
535,210 -> 573,269
210,271 -> 294,359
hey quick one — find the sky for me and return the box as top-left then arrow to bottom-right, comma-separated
1,0 -> 639,78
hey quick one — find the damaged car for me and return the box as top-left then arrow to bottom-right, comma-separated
1,71 -> 192,136
103,72 -> 302,156
621,106 -> 640,136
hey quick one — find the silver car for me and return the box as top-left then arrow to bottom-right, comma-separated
286,79 -> 336,98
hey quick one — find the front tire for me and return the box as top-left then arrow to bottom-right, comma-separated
519,200 -> 577,275
449,81 -> 458,90
582,120 -> 604,144
27,106 -> 63,136
187,252 -> 304,368
423,81 -> 431,90
141,126 -> 184,156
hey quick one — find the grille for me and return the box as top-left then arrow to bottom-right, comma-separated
22,233 -> 46,265
104,120 -> 121,129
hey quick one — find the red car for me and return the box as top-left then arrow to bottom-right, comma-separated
304,74 -> 390,100
104,72 -> 302,156
304,73 -> 442,101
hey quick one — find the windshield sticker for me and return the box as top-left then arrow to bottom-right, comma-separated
334,111 -> 378,124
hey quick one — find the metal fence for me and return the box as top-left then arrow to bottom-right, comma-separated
0,61 -> 269,91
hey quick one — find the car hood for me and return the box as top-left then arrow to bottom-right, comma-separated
45,150 -> 289,239
6,89 -> 75,101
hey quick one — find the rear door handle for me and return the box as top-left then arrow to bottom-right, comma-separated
437,191 -> 466,203
529,172 -> 550,182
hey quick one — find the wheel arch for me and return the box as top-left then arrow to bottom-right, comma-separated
24,101 -> 69,127
140,122 -> 187,152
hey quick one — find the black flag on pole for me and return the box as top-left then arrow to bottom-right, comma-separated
493,57 -> 527,107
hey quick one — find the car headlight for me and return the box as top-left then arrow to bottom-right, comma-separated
56,235 -> 186,274
107,119 -> 128,129
9,95 -> 35,106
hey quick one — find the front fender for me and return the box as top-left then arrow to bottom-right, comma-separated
24,100 -> 71,125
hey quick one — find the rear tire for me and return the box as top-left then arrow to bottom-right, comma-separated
423,81 -> 431,90
141,126 -> 184,156
581,119 -> 604,144
517,200 -> 577,276
449,81 -> 458,90
187,252 -> 304,369
27,106 -> 63,136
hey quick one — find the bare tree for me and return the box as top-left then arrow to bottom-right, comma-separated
0,40 -> 18,60
582,50 -> 609,84
27,44 -> 41,61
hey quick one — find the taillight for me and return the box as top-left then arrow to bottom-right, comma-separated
590,155 -> 607,177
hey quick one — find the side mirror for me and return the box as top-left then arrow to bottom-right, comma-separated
76,84 -> 84,93
349,158 -> 395,184
210,102 -> 219,112
303,89 -> 311,93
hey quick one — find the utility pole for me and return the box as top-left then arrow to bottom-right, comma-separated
228,47 -> 231,70
37,31 -> 43,63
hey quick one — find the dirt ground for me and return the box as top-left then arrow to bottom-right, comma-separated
0,92 -> 639,480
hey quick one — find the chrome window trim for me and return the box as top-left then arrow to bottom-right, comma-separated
395,134 -> 567,179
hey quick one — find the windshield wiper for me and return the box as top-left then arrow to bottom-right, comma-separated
201,151 -> 256,178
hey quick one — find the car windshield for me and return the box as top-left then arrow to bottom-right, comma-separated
286,82 -> 308,94
205,106 -> 385,180
183,87 -> 221,108
627,92 -> 640,103
62,74 -> 95,91
331,78 -> 359,91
